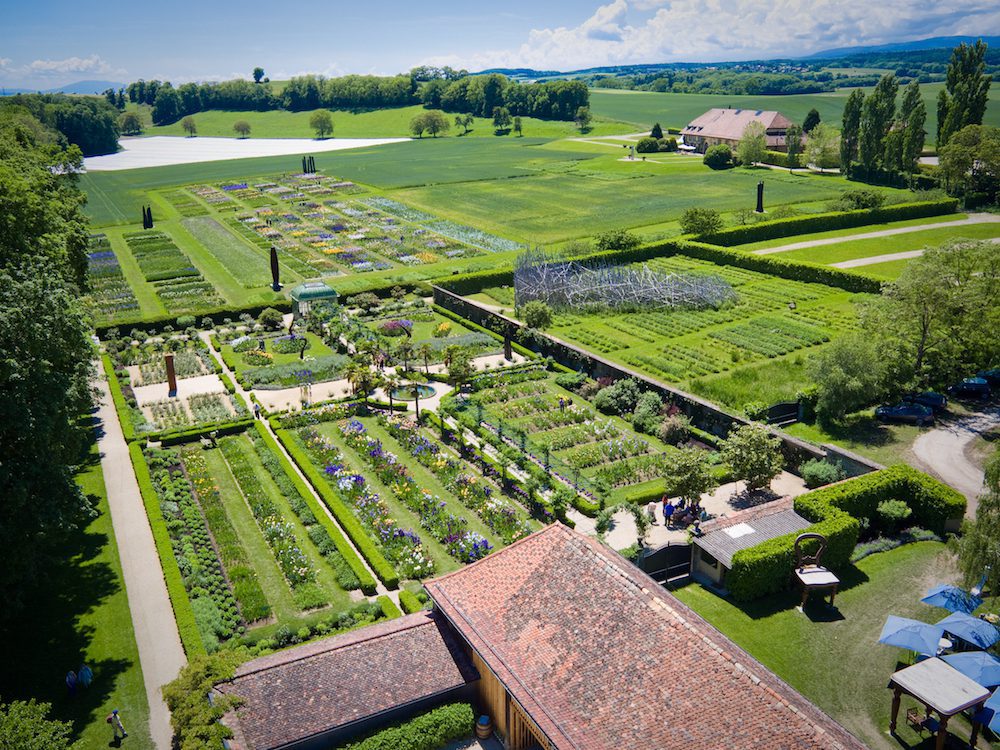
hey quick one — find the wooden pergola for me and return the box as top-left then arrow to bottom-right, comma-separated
888,657 -> 989,750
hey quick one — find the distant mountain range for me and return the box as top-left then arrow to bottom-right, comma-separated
0,80 -> 124,96
480,35 -> 1000,79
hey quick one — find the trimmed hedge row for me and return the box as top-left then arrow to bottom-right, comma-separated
152,418 -> 255,447
335,702 -> 474,750
377,595 -> 402,619
432,304 -> 536,360
275,427 -> 400,589
398,590 -> 424,614
725,465 -> 965,601
682,241 -> 883,294
102,354 -> 135,442
698,198 -> 959,246
253,422 -> 378,594
127,442 -> 206,656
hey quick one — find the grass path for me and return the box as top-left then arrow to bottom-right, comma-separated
674,542 -> 974,750
832,236 -> 1000,268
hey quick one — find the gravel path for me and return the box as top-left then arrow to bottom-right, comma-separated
752,213 -> 1000,256
831,237 -> 1000,268
912,406 -> 1000,516
95,375 -> 186,749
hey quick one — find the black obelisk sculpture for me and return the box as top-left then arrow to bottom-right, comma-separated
756,180 -> 764,213
270,246 -> 281,291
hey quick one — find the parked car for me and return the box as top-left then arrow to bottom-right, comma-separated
948,377 -> 992,400
875,402 -> 935,426
903,391 -> 948,413
977,369 -> 1000,388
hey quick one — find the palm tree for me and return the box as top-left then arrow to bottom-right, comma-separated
345,362 -> 374,402
418,342 -> 434,374
383,372 -> 401,412
396,340 -> 414,373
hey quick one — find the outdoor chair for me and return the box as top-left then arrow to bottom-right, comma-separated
905,707 -> 939,736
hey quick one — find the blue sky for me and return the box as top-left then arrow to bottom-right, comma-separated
3,0 -> 999,88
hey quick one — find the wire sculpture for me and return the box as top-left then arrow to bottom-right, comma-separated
513,249 -> 736,311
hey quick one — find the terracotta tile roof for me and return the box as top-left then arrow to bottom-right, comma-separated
216,611 -> 477,750
681,107 -> 794,143
425,523 -> 868,750
694,498 -> 811,568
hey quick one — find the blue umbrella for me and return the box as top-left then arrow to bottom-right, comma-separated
943,652 -> 1000,688
938,612 -> 1000,649
879,615 -> 945,656
972,689 -> 1000,734
922,584 -> 983,614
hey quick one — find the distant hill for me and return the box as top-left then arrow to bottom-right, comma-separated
0,80 -> 124,96
804,36 -> 1000,59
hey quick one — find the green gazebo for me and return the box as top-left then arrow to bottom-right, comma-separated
290,282 -> 338,319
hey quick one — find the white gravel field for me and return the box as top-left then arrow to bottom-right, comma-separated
83,135 -> 409,171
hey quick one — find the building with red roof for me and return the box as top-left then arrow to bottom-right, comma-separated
681,108 -> 797,153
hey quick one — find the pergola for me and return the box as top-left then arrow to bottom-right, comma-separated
888,657 -> 989,749
290,282 -> 338,319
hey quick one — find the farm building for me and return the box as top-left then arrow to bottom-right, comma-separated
681,107 -> 797,152
217,523 -> 867,750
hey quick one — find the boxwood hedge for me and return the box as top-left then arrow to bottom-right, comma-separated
725,465 -> 964,601
102,354 -> 136,442
335,702 -> 474,750
398,590 -> 424,614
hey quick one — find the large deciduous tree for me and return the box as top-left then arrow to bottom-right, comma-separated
785,123 -> 803,169
309,109 -> 334,139
252,66 -> 265,84
663,447 -> 718,508
802,108 -> 821,133
807,335 -> 889,423
840,88 -> 864,167
805,123 -> 840,171
181,116 -> 197,136
899,80 -> 927,174
938,124 -> 1000,202
233,120 -> 251,138
721,424 -> 784,493
0,698 -> 72,749
737,120 -> 767,166
858,74 -> 897,172
937,40 -> 992,148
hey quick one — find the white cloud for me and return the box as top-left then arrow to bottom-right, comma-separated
28,54 -> 114,75
422,0 -> 1000,71
0,58 -> 12,69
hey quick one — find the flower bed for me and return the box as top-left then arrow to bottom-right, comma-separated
339,419 -> 493,564
298,427 -> 435,579
85,235 -> 139,323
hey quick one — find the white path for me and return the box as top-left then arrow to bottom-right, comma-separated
95,375 -> 186,750
84,135 -> 410,171
752,213 -> 1000,256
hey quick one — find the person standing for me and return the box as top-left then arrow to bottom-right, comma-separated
78,663 -> 93,688
108,709 -> 127,741
65,671 -> 77,696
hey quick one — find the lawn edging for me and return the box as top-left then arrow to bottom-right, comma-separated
102,353 -> 136,442
127,441 -> 206,656
274,427 -> 400,589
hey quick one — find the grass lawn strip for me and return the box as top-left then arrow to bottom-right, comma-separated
181,216 -> 276,288
673,542 -> 971,750
196,447 -> 299,623
105,229 -> 166,317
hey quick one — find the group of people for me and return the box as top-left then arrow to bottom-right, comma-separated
646,495 -> 706,529
65,663 -> 93,695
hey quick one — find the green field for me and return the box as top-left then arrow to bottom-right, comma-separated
0,441 -> 152,749
589,82 -> 1000,141
735,214 -> 971,252
136,103 -> 634,140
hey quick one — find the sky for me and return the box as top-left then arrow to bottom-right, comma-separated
2,0 -> 999,89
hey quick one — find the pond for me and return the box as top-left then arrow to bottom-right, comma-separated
391,384 -> 436,401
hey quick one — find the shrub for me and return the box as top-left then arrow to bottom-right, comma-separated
835,189 -> 887,211
877,499 -> 913,534
595,229 -> 641,252
632,391 -> 663,434
521,300 -> 553,329
554,371 -> 587,392
398,589 -> 425,614
336,702 -> 474,750
659,137 -> 678,152
593,378 -> 642,415
658,413 -> 691,445
636,136 -> 659,153
347,292 -> 381,311
257,307 -> 284,331
176,315 -> 196,328
703,144 -> 733,169
679,207 -> 723,236
800,458 -> 846,489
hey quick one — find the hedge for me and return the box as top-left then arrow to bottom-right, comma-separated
697,198 -> 959,246
275,427 -> 400,589
102,354 -> 135,442
128,442 -> 206,656
334,702 -> 474,750
398,590 -> 424,614
149,418 -> 254,447
377,595 -> 402,619
681,241 -> 883,294
95,299 -> 294,338
725,465 -> 964,601
253,422 -> 378,594
432,303 -> 536,360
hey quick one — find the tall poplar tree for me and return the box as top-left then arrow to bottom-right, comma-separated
937,40 -> 992,147
840,88 -> 864,168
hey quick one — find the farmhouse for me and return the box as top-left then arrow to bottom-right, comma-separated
681,107 -> 797,152
217,523 -> 868,750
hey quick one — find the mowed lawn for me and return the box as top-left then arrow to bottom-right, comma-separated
140,103 -> 635,140
395,154 -> 893,244
589,82 -> 1000,138
0,439 -> 152,749
674,542 -> 972,750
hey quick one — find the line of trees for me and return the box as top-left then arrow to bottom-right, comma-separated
132,71 -> 589,126
0,93 -> 120,156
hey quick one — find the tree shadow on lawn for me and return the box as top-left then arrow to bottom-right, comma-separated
729,563 -> 870,621
0,424 -> 133,742
821,414 -> 898,449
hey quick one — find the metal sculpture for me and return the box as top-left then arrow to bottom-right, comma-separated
270,246 -> 280,291
756,180 -> 764,213
513,249 -> 735,311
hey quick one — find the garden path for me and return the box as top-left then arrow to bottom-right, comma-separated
94,375 -> 185,750
751,213 -> 1000,256
912,406 -> 1000,515
830,236 -> 1000,268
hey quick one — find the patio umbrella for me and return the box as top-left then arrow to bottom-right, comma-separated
922,583 -> 983,614
878,615 -> 945,656
938,612 -> 1000,649
943,652 -> 1000,688
972,689 -> 1000,734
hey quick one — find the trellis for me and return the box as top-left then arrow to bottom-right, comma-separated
513,249 -> 735,311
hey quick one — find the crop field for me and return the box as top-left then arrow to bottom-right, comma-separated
142,430 -> 363,651
136,103 -> 634,140
292,413 -> 537,578
589,82 -> 1000,139
531,254 -> 863,409
84,233 -> 141,324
